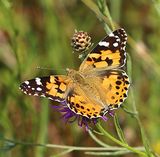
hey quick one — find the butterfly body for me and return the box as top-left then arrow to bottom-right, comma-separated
20,28 -> 130,119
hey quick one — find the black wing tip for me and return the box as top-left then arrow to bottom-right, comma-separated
19,81 -> 30,95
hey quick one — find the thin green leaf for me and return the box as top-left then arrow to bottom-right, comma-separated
137,118 -> 153,157
114,114 -> 127,143
88,129 -> 110,147
121,105 -> 138,116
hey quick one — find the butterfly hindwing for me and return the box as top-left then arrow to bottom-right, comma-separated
65,70 -> 130,118
66,86 -> 104,119
98,70 -> 130,109
79,28 -> 127,72
20,75 -> 69,102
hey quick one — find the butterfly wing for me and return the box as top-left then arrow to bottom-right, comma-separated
20,75 -> 69,102
65,70 -> 130,119
97,70 -> 130,110
79,28 -> 127,72
66,85 -> 104,119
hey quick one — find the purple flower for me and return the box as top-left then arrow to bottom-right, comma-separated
51,101 -> 114,130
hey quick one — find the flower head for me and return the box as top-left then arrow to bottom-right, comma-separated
71,30 -> 92,53
52,101 -> 114,130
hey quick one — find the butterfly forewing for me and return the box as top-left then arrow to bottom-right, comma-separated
20,75 -> 69,102
79,28 -> 127,72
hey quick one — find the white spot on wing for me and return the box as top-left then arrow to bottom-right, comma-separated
113,42 -> 118,47
123,41 -> 127,45
25,81 -> 29,85
32,88 -> 35,90
116,38 -> 120,42
122,46 -> 126,50
35,78 -> 42,85
109,32 -> 114,37
37,87 -> 42,91
99,41 -> 109,47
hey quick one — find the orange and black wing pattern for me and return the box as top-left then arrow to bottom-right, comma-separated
98,70 -> 130,110
66,86 -> 104,119
20,75 -> 69,102
79,28 -> 127,72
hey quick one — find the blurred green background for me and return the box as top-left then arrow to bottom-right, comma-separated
0,0 -> 160,156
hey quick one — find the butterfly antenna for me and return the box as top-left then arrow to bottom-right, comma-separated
36,66 -> 66,73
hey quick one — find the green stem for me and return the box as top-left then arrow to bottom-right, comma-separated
96,123 -> 147,157
85,150 -> 131,156
102,1 -> 115,30
35,100 -> 49,157
1,138 -> 145,152
51,148 -> 74,157
81,0 -> 112,30
88,129 -> 110,147
113,114 -> 127,143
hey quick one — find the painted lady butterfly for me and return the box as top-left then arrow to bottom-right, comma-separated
20,28 -> 130,119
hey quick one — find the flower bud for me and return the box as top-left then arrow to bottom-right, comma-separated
71,30 -> 92,53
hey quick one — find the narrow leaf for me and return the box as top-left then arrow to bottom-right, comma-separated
114,114 -> 127,144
